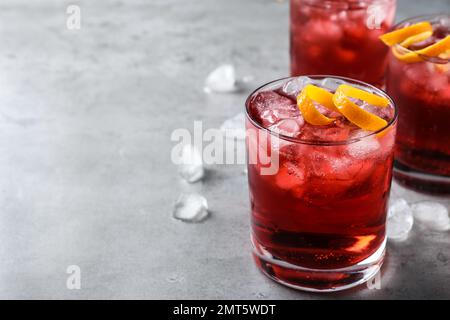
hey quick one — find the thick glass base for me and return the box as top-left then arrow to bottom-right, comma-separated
393,161 -> 450,194
252,236 -> 385,292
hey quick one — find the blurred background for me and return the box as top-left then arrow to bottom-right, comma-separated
0,0 -> 448,299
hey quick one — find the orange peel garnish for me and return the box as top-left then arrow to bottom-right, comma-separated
297,84 -> 336,126
381,21 -> 450,64
393,35 -> 450,63
302,84 -> 340,112
335,84 -> 390,107
416,35 -> 450,57
332,85 -> 388,131
399,31 -> 433,48
379,21 -> 433,46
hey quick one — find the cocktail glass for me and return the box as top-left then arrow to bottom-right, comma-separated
386,14 -> 450,194
290,0 -> 396,87
245,75 -> 397,291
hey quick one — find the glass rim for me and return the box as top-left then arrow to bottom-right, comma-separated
244,75 -> 398,146
393,13 -> 450,64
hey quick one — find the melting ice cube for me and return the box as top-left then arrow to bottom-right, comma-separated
173,193 -> 209,223
387,198 -> 414,241
411,201 -> 450,232
360,101 -> 394,120
306,19 -> 343,42
275,161 -> 306,191
320,77 -> 347,91
268,119 -> 302,138
347,132 -> 380,159
281,76 -> 313,99
178,144 -> 204,183
204,64 -> 238,93
252,91 -> 299,127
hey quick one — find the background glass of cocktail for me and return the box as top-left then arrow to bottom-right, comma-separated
290,0 -> 397,87
386,14 -> 450,194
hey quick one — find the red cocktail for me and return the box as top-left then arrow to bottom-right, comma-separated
246,76 -> 397,291
290,0 -> 396,87
385,15 -> 450,193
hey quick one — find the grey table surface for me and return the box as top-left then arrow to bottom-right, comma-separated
0,0 -> 449,299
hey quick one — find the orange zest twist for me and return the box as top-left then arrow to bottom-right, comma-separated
380,21 -> 450,63
379,21 -> 433,46
296,84 -> 337,126
332,85 -> 389,131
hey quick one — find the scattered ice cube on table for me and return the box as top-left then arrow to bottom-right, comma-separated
220,112 -> 246,140
268,119 -> 302,138
173,193 -> 209,223
281,76 -> 313,99
178,144 -> 204,183
411,201 -> 450,232
387,198 -> 414,241
204,64 -> 238,93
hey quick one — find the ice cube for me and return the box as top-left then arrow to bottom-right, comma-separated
320,77 -> 347,91
251,91 -> 298,126
329,153 -> 363,179
178,144 -> 204,183
366,3 -> 387,30
305,19 -> 343,43
220,112 -> 246,140
347,133 -> 380,159
275,161 -> 306,190
268,119 -> 302,138
204,64 -> 238,93
260,109 -> 279,125
330,11 -> 348,22
411,201 -> 450,232
360,101 -> 394,120
173,193 -> 209,223
404,63 -> 429,87
314,101 -> 341,118
261,107 -> 301,126
387,198 -> 414,241
281,76 -> 313,99
425,67 -> 448,92
300,123 -> 350,142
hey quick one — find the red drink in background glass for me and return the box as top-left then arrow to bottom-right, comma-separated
290,0 -> 396,87
386,15 -> 450,193
245,76 -> 397,291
